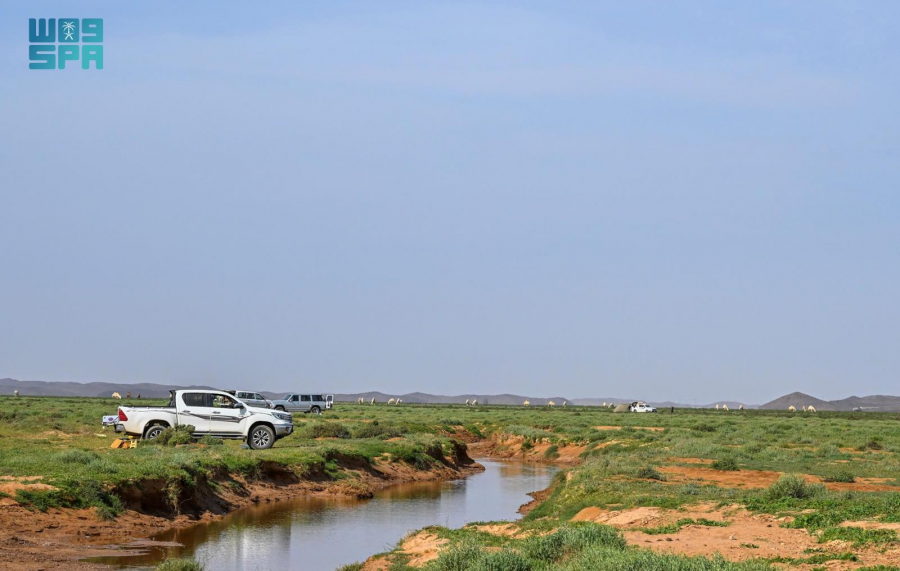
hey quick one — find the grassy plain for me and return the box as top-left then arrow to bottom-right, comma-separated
1,397 -> 900,569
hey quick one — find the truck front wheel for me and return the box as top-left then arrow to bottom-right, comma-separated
249,425 -> 275,450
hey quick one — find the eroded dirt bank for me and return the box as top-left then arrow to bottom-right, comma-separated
0,446 -> 483,570
467,434 -> 586,464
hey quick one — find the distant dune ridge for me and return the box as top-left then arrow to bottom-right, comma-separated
2,378 -> 899,411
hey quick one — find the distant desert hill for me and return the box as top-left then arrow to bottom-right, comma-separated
757,391 -> 900,412
0,378 -> 216,399
758,391 -> 837,411
828,395 -> 900,412
332,392 -> 570,406
3,378 -> 897,411
1,378 -> 726,407
571,398 -> 753,409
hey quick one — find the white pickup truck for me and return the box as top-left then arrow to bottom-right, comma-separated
114,389 -> 294,449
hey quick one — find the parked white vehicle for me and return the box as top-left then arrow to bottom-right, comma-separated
270,393 -> 334,415
629,401 -> 657,413
114,390 -> 293,449
225,390 -> 272,409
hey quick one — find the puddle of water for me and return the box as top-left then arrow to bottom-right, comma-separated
89,459 -> 556,570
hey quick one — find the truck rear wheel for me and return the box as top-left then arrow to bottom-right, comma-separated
249,425 -> 275,450
311,406 -> 321,415
144,424 -> 166,440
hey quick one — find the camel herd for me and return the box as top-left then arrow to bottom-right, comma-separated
788,405 -> 817,412
6,389 -> 821,415
356,397 -> 402,405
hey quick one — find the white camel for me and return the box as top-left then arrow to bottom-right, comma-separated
370,397 -> 375,405
472,399 -> 477,405
802,405 -> 807,412
523,400 -> 530,406
112,392 -> 122,399
807,405 -> 816,412
738,404 -> 744,410
396,398 -> 402,405
465,399 -> 470,405
563,401 -> 567,406
788,405 -> 796,412
722,404 -> 729,411
388,398 -> 395,405
13,390 -> 19,397
716,404 -> 720,410
548,400 -> 555,407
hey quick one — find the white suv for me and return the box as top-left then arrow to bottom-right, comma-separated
629,402 -> 657,413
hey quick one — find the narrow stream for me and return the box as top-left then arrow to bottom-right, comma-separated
89,459 -> 557,570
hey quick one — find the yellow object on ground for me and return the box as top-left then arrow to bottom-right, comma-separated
110,438 -> 138,449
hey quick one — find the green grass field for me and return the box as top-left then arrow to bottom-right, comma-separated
2,397 -> 900,569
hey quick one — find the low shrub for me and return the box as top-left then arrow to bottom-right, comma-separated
544,444 -> 560,460
819,527 -> 898,546
766,474 -> 824,500
307,422 -> 351,439
636,466 -> 666,481
861,439 -> 883,451
711,457 -> 739,471
155,559 -> 204,571
352,423 -> 403,439
823,470 -> 855,483
151,425 -> 195,446
693,423 -> 717,432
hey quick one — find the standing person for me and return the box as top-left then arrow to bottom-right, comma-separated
670,406 -> 675,413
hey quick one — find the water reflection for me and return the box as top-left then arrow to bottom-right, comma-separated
90,460 -> 556,571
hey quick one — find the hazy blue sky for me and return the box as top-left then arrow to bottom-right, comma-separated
2,2 -> 898,403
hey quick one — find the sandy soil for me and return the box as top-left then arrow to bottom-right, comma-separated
468,434 -> 585,464
472,523 -> 524,537
397,532 -> 448,566
571,502 -> 900,568
593,425 -> 665,431
0,456 -> 483,570
656,465 -> 900,492
0,476 -> 57,504
667,457 -> 714,464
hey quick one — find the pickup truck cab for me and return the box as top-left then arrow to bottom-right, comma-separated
270,393 -> 333,415
115,390 -> 293,449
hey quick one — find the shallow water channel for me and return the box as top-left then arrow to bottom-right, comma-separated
90,459 -> 557,570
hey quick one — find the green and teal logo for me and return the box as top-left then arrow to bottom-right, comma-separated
29,18 -> 103,70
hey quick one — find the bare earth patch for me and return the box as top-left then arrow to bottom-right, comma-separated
399,531 -> 448,566
0,476 -> 56,504
839,520 -> 900,531
474,435 -> 585,464
656,466 -> 900,492
572,503 -> 900,568
657,466 -> 782,488
472,523 -> 523,537
668,457 -> 714,465
594,426 -> 665,432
